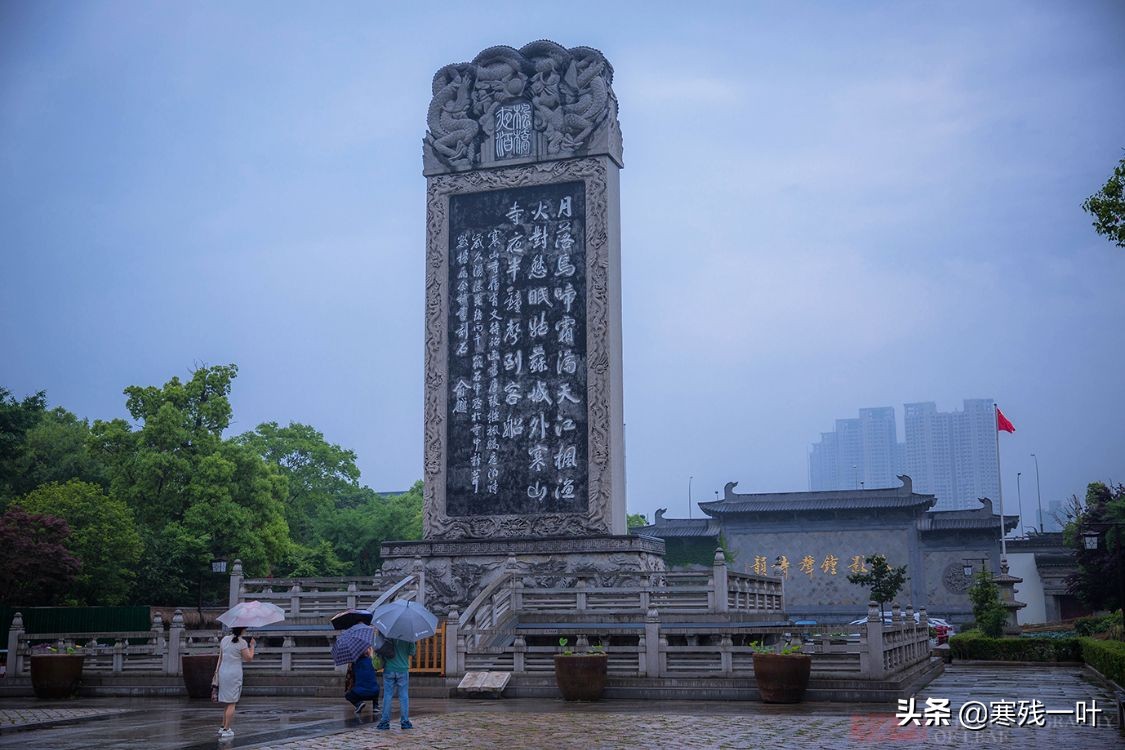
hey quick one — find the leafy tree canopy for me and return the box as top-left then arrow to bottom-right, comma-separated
236,421 -> 370,545
0,388 -> 48,504
626,513 -> 648,529
0,506 -> 80,605
314,481 -> 423,575
18,480 -> 143,605
1082,154 -> 1125,248
1065,481 -> 1125,611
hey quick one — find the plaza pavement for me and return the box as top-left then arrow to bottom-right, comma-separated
0,665 -> 1119,749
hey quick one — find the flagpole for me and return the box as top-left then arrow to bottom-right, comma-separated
995,404 -> 1007,561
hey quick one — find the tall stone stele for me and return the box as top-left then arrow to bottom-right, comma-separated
380,40 -> 663,613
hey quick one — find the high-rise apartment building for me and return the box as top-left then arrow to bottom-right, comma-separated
811,399 -> 999,511
808,407 -> 902,491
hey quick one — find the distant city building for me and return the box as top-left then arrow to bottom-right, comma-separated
808,407 -> 903,492
810,399 -> 1000,511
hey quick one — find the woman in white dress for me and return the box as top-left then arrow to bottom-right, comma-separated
212,627 -> 255,739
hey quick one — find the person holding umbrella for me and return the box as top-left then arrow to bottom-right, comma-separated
212,627 -> 255,740
212,600 -> 284,740
371,599 -> 437,731
330,622 -> 380,715
375,631 -> 415,730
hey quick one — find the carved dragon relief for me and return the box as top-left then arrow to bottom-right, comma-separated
423,41 -> 621,175
423,157 -> 614,540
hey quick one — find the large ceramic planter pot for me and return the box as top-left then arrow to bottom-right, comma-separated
181,654 -> 220,699
553,654 -> 607,701
752,653 -> 812,704
30,654 -> 85,700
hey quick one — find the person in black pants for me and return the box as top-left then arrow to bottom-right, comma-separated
345,647 -> 380,716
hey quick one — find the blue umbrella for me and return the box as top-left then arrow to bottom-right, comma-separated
370,600 -> 438,643
331,624 -> 374,666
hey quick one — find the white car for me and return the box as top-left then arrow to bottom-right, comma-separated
848,614 -> 956,636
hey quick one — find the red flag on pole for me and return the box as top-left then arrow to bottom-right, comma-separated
996,406 -> 1015,433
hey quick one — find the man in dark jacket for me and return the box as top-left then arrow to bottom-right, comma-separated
345,647 -> 380,715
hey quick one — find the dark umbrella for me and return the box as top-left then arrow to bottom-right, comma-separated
331,624 -> 375,666
330,608 -> 374,631
370,600 -> 438,642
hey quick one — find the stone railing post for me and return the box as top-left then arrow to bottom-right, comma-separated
891,602 -> 901,624
512,577 -> 524,612
576,578 -> 587,613
6,612 -> 24,678
861,600 -> 885,679
167,610 -> 184,675
346,582 -> 357,611
644,608 -> 661,678
288,583 -> 302,617
711,549 -> 728,613
413,556 -> 426,608
445,608 -> 461,677
113,639 -> 125,673
281,636 -> 294,672
512,634 -> 526,673
228,559 -> 244,609
151,611 -> 166,673
720,634 -> 733,674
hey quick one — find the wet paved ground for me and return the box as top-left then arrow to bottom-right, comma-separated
0,665 -> 1120,749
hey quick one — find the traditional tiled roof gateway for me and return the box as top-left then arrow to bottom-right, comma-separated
635,510 -> 720,538
696,475 -> 935,516
918,497 -> 1020,534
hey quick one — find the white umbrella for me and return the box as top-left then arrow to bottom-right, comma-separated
216,600 -> 285,628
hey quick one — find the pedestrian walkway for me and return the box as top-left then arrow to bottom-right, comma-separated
0,665 -> 1119,749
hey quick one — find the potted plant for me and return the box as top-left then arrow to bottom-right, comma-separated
30,644 -> 85,700
750,640 -> 812,704
553,638 -> 608,701
181,652 -> 220,699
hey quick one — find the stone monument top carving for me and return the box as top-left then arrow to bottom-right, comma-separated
423,40 -> 623,176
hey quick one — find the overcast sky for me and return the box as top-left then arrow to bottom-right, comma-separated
2,1 -> 1123,531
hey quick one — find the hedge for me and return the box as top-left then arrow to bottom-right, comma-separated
949,630 -> 1082,662
1079,637 -> 1125,687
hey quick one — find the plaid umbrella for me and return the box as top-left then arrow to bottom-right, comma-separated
216,600 -> 285,629
331,624 -> 375,666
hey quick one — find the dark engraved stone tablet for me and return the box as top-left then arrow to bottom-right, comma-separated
446,181 -> 587,517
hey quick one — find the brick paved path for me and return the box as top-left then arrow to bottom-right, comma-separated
0,664 -> 1119,749
0,707 -> 129,729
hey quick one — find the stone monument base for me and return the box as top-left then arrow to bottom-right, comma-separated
379,535 -> 666,616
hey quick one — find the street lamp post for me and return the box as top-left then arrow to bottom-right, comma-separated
1017,472 -> 1024,536
1031,454 -> 1044,533
688,476 -> 693,520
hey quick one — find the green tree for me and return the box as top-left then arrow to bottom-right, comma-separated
627,513 -> 648,529
1083,154 -> 1125,248
0,388 -> 47,504
1065,482 -> 1125,612
846,553 -> 908,619
0,506 -> 80,605
17,480 -> 142,605
968,570 -> 1007,637
12,408 -> 108,497
236,421 -> 370,545
314,482 -> 423,574
90,365 -> 293,602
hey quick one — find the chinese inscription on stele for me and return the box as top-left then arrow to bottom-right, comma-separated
446,181 -> 587,518
493,102 -> 533,160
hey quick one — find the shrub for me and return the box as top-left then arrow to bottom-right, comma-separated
1074,611 -> 1123,637
949,630 -> 1082,662
1079,637 -> 1125,687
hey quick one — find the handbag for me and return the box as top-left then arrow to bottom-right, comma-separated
210,685 -> 219,703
